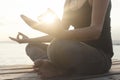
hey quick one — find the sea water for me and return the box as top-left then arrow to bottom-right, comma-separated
0,42 -> 33,65
0,42 -> 120,65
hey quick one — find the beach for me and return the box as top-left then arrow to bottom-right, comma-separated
0,42 -> 120,65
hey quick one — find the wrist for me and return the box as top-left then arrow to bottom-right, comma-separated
23,38 -> 30,43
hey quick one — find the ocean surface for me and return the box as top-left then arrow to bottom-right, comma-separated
0,42 -> 120,65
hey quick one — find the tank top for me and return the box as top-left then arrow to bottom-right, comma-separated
62,0 -> 114,58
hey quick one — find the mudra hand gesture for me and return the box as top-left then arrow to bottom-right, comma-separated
9,32 -> 29,43
21,9 -> 64,36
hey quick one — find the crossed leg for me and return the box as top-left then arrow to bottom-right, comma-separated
25,43 -> 67,78
25,39 -> 111,78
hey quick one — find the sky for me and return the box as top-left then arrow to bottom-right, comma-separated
0,0 -> 120,41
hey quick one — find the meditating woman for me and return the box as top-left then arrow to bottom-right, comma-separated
9,0 -> 113,78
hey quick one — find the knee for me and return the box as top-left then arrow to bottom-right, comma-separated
25,43 -> 48,61
25,44 -> 40,61
25,43 -> 35,56
25,43 -> 40,55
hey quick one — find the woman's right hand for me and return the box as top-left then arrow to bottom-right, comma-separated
9,32 -> 29,43
20,9 -> 64,37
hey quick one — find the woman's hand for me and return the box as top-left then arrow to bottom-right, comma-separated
21,9 -> 64,37
9,32 -> 29,43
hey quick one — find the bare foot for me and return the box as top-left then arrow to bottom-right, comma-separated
33,59 -> 43,72
33,59 -> 66,78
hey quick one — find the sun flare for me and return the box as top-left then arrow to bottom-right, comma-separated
38,11 -> 56,24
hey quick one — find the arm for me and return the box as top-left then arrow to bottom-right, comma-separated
9,32 -> 53,44
28,35 -> 53,43
55,0 -> 110,41
21,0 -> 109,41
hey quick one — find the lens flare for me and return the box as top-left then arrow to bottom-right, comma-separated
42,13 -> 55,23
38,11 -> 56,24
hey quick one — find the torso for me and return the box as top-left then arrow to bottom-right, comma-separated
64,0 -> 92,28
65,0 -> 92,10
88,0 -> 92,6
63,0 -> 114,58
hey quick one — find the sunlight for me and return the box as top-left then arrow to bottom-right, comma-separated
0,0 -> 65,41
41,13 -> 55,24
38,10 -> 56,24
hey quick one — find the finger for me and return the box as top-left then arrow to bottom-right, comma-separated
38,9 -> 50,18
17,33 -> 21,39
20,15 -> 39,28
18,32 -> 24,36
18,32 -> 28,38
47,8 -> 59,20
17,32 -> 26,39
9,37 -> 18,42
21,15 -> 49,34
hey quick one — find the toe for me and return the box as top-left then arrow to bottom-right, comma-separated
34,59 -> 44,67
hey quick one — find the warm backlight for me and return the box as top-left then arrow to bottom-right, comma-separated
38,10 -> 56,24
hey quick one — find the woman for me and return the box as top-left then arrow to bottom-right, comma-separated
9,0 -> 113,78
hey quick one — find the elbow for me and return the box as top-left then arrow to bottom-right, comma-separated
93,33 -> 101,40
92,27 -> 102,40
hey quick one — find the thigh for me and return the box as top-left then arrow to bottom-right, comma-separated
47,39 -> 111,74
75,50 -> 112,75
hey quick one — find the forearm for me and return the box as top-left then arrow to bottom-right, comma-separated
26,35 -> 54,43
55,26 -> 101,41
